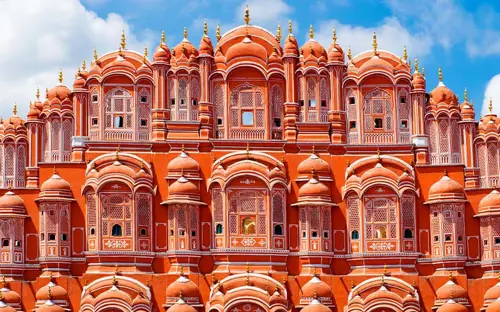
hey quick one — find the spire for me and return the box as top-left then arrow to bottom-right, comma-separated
422,67 -> 425,77
203,20 -> 208,36
93,48 -> 98,62
58,69 -> 63,84
444,168 -> 448,177
120,30 -> 126,49
438,67 -> 443,82
309,24 -> 314,39
414,58 -> 419,74
47,284 -> 52,300
464,88 -> 468,102
216,24 -> 221,41
288,20 -> 293,35
82,60 -> 87,71
372,32 -> 378,55
449,271 -> 453,281
13,103 -> 17,115
183,27 -> 188,39
179,265 -> 184,275
161,30 -> 166,44
143,46 -> 148,62
36,87 -> 40,99
115,146 -> 120,161
403,46 -> 408,62
348,46 -> 352,61
246,261 -> 250,274
383,263 -> 387,275
313,289 -> 318,300
244,5 -> 250,25
376,148 -> 381,162
313,267 -> 318,277
1,275 -> 6,289
276,24 -> 281,43
332,28 -> 337,44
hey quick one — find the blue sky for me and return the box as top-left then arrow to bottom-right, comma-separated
1,0 -> 500,119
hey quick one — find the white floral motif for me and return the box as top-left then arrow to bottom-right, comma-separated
105,240 -> 129,249
241,237 -> 256,246
368,242 -> 394,251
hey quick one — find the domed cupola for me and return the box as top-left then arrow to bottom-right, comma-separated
411,59 -> 426,91
0,189 -> 26,216
487,297 -> 500,312
47,70 -> 72,103
165,267 -> 201,307
459,89 -> 474,121
166,296 -> 197,312
327,28 -> 344,63
300,291 -> 331,312
88,49 -> 103,76
296,148 -> 331,182
35,273 -> 69,304
172,27 -> 199,65
483,275 -> 500,309
153,31 -> 172,63
433,273 -> 469,309
429,67 -> 459,111
299,25 -> 327,65
36,170 -> 74,202
426,169 -> 465,204
299,271 -> 333,307
0,276 -> 20,308
167,148 -> 201,179
1,105 -> 27,137
0,292 -> 16,312
199,21 -> 214,56
27,102 -> 41,121
477,190 -> 500,216
137,47 -> 153,75
295,169 -> 332,205
73,67 -> 86,90
436,299 -> 468,312
225,35 -> 268,66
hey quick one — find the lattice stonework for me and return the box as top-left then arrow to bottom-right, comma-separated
100,193 -> 133,250
362,88 -> 394,144
213,84 -> 225,138
270,84 -> 284,140
104,88 -> 134,141
229,83 -> 265,140
137,88 -> 151,141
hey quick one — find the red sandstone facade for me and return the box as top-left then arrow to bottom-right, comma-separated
0,8 -> 499,312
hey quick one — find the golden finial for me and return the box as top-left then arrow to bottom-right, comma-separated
313,267 -> 317,277
183,27 -> 188,39
181,43 -> 186,54
115,147 -> 120,161
312,144 -> 316,155
464,88 -> 468,102
143,46 -> 148,62
383,263 -> 387,275
171,47 -> 175,56
58,69 -> 63,84
377,148 -> 381,161
282,276 -> 286,284
422,67 -> 425,77
275,283 -> 279,293
333,28 -> 337,44
444,168 -> 448,176
309,25 -> 314,39
381,274 -> 385,284
13,104 -> 17,115
276,24 -> 282,43
350,280 -> 355,289
49,271 -> 53,281
47,285 -> 52,299
36,87 -> 40,99
77,67 -> 81,77
246,142 -> 250,158
244,5 -> 250,25
245,274 -> 250,286
203,20 -> 208,36
288,20 -> 293,35
414,58 -> 419,73
449,271 -> 453,280
211,272 -> 216,284
489,98 -> 493,114
1,275 -> 6,288
372,32 -> 378,55
311,167 -> 316,179
179,289 -> 183,299
246,262 -> 250,274
348,46 -> 352,61
313,290 -> 318,300
160,30 -> 166,44
114,263 -> 119,275
180,265 -> 184,275
438,67 -> 443,82
403,46 -> 408,61
216,24 -> 221,41
120,30 -> 126,49
82,60 -> 87,71
93,48 -> 98,61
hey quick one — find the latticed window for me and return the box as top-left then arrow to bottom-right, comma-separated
137,88 -> 151,141
298,77 -> 329,123
270,84 -> 283,140
43,116 -> 73,162
347,195 -> 360,245
363,88 -> 394,144
346,89 -> 359,144
104,88 -> 133,141
89,90 -> 100,140
228,190 -> 267,237
398,90 -> 411,143
477,141 -> 500,187
229,83 -> 265,140
299,205 -> 331,252
213,84 -> 225,138
272,189 -> 286,238
364,197 -> 397,240
427,117 -> 462,165
100,194 -> 132,239
170,76 -> 200,122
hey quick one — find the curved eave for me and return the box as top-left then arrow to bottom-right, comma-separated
160,199 -> 207,206
291,201 -> 338,207
474,211 -> 500,218
35,197 -> 76,202
424,198 -> 468,205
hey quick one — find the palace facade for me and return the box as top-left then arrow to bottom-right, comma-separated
0,7 -> 499,312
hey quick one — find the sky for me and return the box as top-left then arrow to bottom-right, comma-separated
1,0 -> 500,119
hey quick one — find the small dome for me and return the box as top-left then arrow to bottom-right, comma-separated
173,31 -> 199,61
166,275 -> 201,301
301,275 -> 332,299
412,72 -> 426,90
225,36 -> 267,64
300,36 -> 327,62
435,280 -> 467,301
268,47 -> 282,65
0,301 -> 17,312
358,55 -> 394,74
284,34 -> 299,56
41,173 -> 71,192
429,80 -> 459,110
167,151 -> 200,176
0,191 -> 25,215
484,281 -> 500,301
298,177 -> 330,198
428,172 -> 464,202
103,55 -> 137,75
436,299 -> 468,312
34,301 -> 65,312
47,84 -> 72,102
73,73 -> 85,89
301,298 -> 331,312
360,163 -> 398,183
153,41 -> 172,62
0,287 -> 20,304
199,35 -> 214,56
27,103 -> 41,120
327,42 -> 344,63
167,298 -> 197,312
479,190 -> 500,214
487,298 -> 500,312
35,281 -> 68,301
169,177 -> 198,197
297,153 -> 330,177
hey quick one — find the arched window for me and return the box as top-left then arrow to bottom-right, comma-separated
62,119 -> 73,161
365,197 -> 396,241
363,88 -> 394,144
213,84 -> 225,138
398,89 -> 411,143
4,145 -> 14,187
346,89 -> 359,144
270,84 -> 283,139
351,230 -> 359,240
16,144 -> 26,188
404,229 -> 413,239
51,118 -> 61,161
137,88 -> 151,141
319,77 -> 329,122
111,224 -> 122,237
104,88 -> 133,141
274,224 -> 283,235
215,224 -> 223,234
376,226 -> 387,239
242,217 -> 256,235
191,78 -> 200,120
178,78 -> 188,121
307,78 -> 317,121
229,83 -> 265,140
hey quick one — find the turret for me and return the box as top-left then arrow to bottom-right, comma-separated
198,20 -> 215,139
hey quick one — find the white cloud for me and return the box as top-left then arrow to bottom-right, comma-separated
314,17 -> 433,60
481,74 -> 500,117
0,0 -> 154,119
